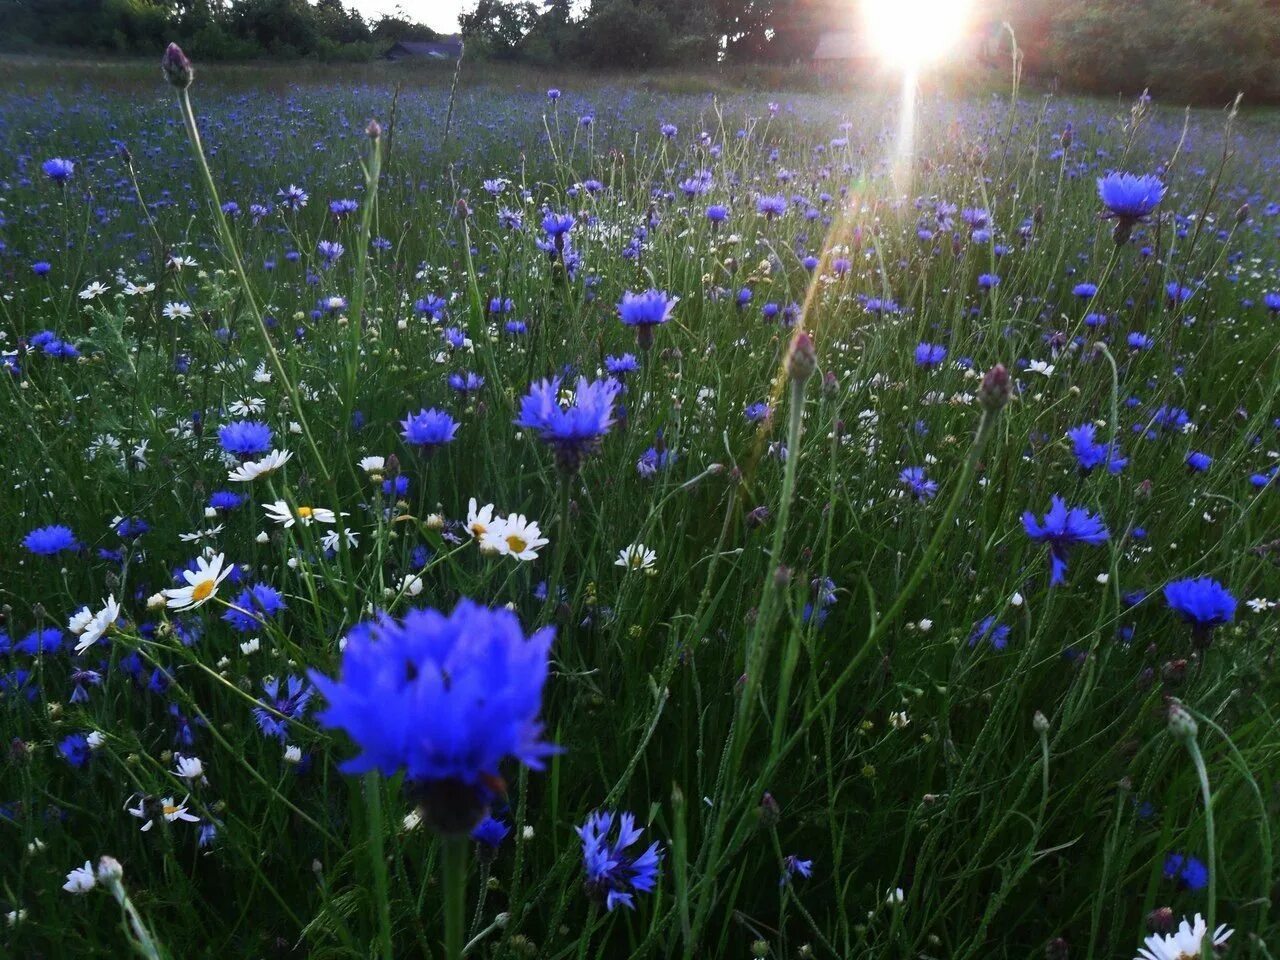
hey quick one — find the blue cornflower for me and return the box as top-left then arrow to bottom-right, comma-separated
23,524 -> 79,556
914,343 -> 947,368
781,854 -> 813,885
605,353 -> 639,375
618,289 -> 676,349
218,420 -> 273,457
977,273 -> 1001,290
1163,853 -> 1209,891
1023,496 -> 1108,586
209,490 -> 245,511
757,195 -> 787,218
1164,577 -> 1235,642
1066,424 -> 1128,474
400,408 -> 459,449
310,600 -> 556,832
541,212 -> 576,237
1127,332 -> 1153,350
744,402 -> 771,423
59,733 -> 91,769
18,628 -> 64,656
899,467 -> 938,500
252,676 -> 313,742
471,816 -> 510,852
32,261 -> 51,276
968,616 -> 1011,650
1072,282 -> 1098,298
449,371 -> 485,397
317,239 -> 345,262
1185,451 -> 1212,472
706,204 -> 729,224
1264,292 -> 1280,312
223,584 -> 287,633
515,376 -> 621,473
1096,173 -> 1166,237
42,158 -> 75,183
578,811 -> 662,911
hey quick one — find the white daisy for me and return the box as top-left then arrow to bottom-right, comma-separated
62,861 -> 96,894
71,595 -> 120,655
122,281 -> 155,296
321,528 -> 360,552
358,455 -> 386,474
162,302 -> 193,320
283,745 -> 303,764
228,397 -> 266,416
482,514 -> 549,561
615,543 -> 658,573
263,501 -> 336,527
228,449 -> 293,482
78,281 -> 110,300
173,755 -> 205,782
466,498 -> 496,540
1136,913 -> 1231,960
163,553 -> 232,611
1027,359 -> 1055,376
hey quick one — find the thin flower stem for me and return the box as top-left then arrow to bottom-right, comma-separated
443,834 -> 469,960
1184,735 -> 1217,955
365,772 -> 394,960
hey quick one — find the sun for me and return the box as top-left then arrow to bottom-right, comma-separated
861,0 -> 974,67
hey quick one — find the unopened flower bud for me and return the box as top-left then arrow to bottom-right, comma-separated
1045,937 -> 1069,960
97,856 -> 123,881
1033,710 -> 1050,733
758,791 -> 781,827
1166,699 -> 1198,741
787,331 -> 817,384
366,118 -> 382,140
161,43 -> 193,90
978,363 -> 1011,412
1146,907 -> 1174,933
1235,203 -> 1249,225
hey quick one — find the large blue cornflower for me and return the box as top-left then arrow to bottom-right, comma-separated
1164,577 -> 1235,643
577,810 -> 662,911
899,467 -> 938,501
914,343 -> 947,368
1022,496 -> 1108,586
310,601 -> 556,833
618,289 -> 676,349
1096,173 -> 1166,227
23,524 -> 79,556
515,376 -> 621,473
756,195 -> 787,219
400,408 -> 459,449
218,420 -> 273,457
42,158 -> 75,183
968,616 -> 1011,650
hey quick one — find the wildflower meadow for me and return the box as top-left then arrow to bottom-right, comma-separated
1,47 -> 1278,959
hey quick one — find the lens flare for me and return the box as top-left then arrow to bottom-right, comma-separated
861,0 -> 974,67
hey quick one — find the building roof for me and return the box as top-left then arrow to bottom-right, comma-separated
386,38 -> 463,60
812,30 -> 868,60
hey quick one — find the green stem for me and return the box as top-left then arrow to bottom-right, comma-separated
1184,736 -> 1216,955
443,835 -> 469,960
365,772 -> 394,960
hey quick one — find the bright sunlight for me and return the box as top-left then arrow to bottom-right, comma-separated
861,0 -> 975,67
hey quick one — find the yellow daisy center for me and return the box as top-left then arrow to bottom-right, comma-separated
297,506 -> 313,519
470,523 -> 486,538
506,534 -> 528,554
192,580 -> 215,602
162,803 -> 179,816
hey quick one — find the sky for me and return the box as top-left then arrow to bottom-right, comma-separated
349,0 -> 467,34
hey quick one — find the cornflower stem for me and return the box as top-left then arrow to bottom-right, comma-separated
174,87 -> 333,490
1183,733 -> 1217,955
101,872 -> 167,960
544,475 -> 573,618
575,903 -> 599,960
346,128 -> 382,417
364,772 -> 394,960
443,835 -> 470,960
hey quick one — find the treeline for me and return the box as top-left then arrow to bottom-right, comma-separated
0,0 -> 439,61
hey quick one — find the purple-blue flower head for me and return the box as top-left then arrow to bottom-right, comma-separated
914,343 -> 947,368
515,376 -> 621,473
1164,577 -> 1235,634
400,408 -> 459,449
578,810 -> 662,911
1097,173 -> 1166,222
42,158 -> 75,183
1023,496 -> 1108,586
310,600 -> 556,833
618,289 -> 676,348
223,584 -> 287,633
218,420 -> 273,457
899,467 -> 938,500
23,524 -> 79,556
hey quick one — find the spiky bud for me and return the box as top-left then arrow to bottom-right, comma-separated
787,331 -> 817,384
1166,699 -> 1198,742
366,118 -> 382,140
1146,907 -> 1174,933
978,363 -> 1011,412
1235,202 -> 1249,225
161,43 -> 193,90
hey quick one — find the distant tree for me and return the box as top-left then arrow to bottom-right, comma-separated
460,0 -> 539,58
371,13 -> 440,44
575,0 -> 673,68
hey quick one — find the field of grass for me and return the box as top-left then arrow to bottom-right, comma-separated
0,50 -> 1278,959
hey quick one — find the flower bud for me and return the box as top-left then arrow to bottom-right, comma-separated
1166,699 -> 1198,742
161,43 -> 193,90
787,331 -> 817,384
1235,202 -> 1249,225
97,856 -> 123,882
1146,907 -> 1174,933
366,118 -> 382,140
1033,710 -> 1050,734
978,363 -> 1011,412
